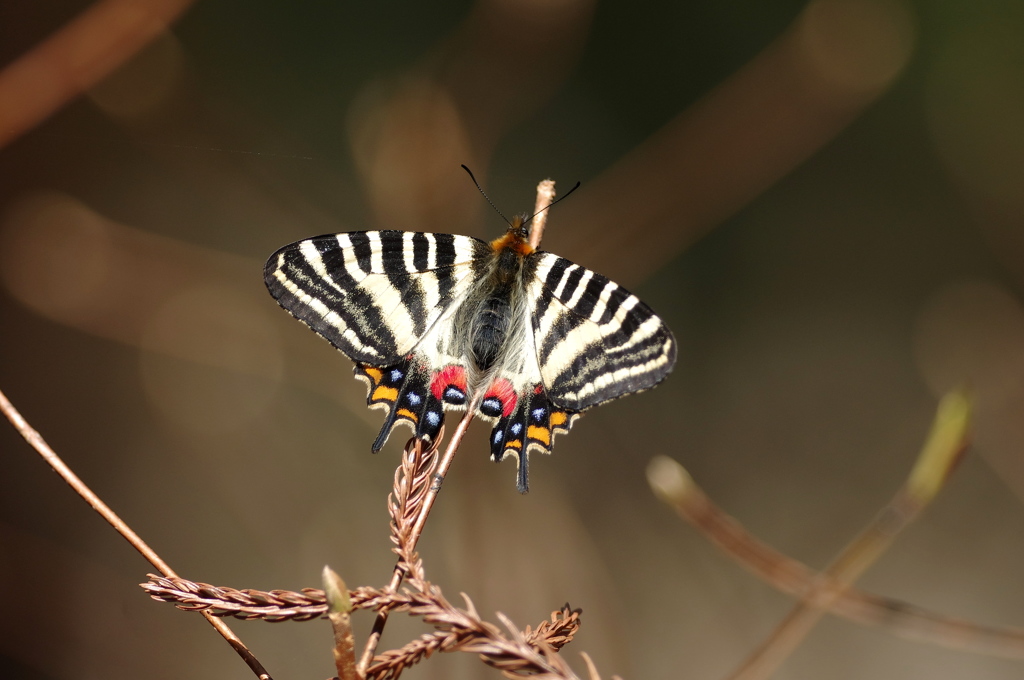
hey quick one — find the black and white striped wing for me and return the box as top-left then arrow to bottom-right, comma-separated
527,253 -> 677,412
264,230 -> 486,366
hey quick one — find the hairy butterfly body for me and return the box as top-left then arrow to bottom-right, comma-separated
265,218 -> 676,492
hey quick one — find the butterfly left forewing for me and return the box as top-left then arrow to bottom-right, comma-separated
265,230 -> 485,364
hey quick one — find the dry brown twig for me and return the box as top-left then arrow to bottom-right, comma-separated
140,431 -> 585,680
324,567 -> 359,680
722,391 -> 972,680
0,387 -> 273,680
647,391 -> 1017,677
529,178 -> 557,250
365,414 -> 585,679
140,573 -> 580,644
647,448 -> 1024,659
356,398 -> 479,673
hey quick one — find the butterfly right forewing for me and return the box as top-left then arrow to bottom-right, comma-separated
527,252 -> 677,412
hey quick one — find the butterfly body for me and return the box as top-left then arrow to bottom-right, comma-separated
265,219 -> 676,492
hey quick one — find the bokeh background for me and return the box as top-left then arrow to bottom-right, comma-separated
2,0 -> 1024,678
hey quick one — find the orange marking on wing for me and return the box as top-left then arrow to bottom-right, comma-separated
397,408 -> 418,422
362,367 -> 383,383
372,386 -> 399,402
505,439 -> 522,450
527,425 -> 550,446
550,411 -> 568,427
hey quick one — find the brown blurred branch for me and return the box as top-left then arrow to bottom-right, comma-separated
648,392 -> 1017,673
0,387 -> 273,679
0,0 -> 197,151
723,392 -> 970,680
648,453 -> 1024,659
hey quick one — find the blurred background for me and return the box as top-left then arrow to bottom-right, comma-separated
2,0 -> 1024,678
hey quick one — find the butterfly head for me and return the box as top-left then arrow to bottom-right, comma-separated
489,215 -> 534,256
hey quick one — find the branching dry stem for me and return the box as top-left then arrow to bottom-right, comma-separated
357,393 -> 482,675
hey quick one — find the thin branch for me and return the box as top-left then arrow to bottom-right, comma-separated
142,574 -> 583,679
376,586 -> 581,679
388,435 -> 443,583
0,387 -> 273,680
357,398 -> 480,675
143,573 -> 334,620
648,449 -> 1024,659
650,390 -> 970,680
529,179 -> 557,250
324,566 -> 361,680
365,604 -> 581,680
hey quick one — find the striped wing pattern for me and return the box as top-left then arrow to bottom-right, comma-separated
527,253 -> 676,411
265,230 -> 676,491
265,230 -> 486,365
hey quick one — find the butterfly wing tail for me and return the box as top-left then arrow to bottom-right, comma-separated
486,385 -> 579,493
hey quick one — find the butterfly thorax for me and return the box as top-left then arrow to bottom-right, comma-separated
460,219 -> 536,377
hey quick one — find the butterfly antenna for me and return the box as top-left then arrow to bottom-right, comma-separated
528,179 -> 581,224
461,165 -> 513,228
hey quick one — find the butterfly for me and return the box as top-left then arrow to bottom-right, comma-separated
264,216 -> 676,492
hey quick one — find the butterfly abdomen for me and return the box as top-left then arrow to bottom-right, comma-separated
470,294 -> 513,371
458,236 -> 530,375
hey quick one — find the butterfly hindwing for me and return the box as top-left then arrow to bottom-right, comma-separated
487,384 -> 579,492
354,360 -> 448,449
527,253 -> 677,411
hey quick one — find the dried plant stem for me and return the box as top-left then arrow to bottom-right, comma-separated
529,179 -> 557,250
140,418 -> 587,679
647,452 -> 1024,659
324,566 -> 360,680
0,387 -> 273,680
721,391 -> 972,680
357,397 -> 481,676
141,573 -> 583,657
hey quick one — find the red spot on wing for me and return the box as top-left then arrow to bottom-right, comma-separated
484,378 -> 518,417
430,365 -> 467,400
